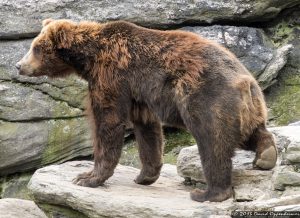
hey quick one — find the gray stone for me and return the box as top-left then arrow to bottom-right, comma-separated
1,0 -> 300,39
270,126 -> 300,164
274,204 -> 300,211
241,194 -> 300,210
183,26 -> 275,78
0,198 -> 47,218
28,161 -> 237,217
0,81 -> 83,121
0,118 -> 91,176
258,44 -> 293,90
289,121 -> 300,126
281,186 -> 300,197
273,166 -> 300,191
28,161 -> 300,216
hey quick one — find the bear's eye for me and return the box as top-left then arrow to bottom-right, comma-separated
33,46 -> 41,55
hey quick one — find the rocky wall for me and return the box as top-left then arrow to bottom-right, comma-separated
0,2 -> 299,216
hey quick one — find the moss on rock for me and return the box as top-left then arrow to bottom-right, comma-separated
38,203 -> 88,218
264,7 -> 300,126
42,118 -> 91,165
267,70 -> 300,125
0,172 -> 33,200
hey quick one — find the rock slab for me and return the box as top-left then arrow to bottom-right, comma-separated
1,0 -> 300,38
28,161 -> 300,217
0,198 -> 47,218
28,161 -> 236,217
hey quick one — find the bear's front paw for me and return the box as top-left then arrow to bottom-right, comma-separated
190,188 -> 232,202
72,171 -> 104,187
253,146 -> 277,170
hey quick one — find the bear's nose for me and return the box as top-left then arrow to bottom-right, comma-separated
15,62 -> 21,70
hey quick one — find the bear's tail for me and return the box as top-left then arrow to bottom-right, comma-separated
236,75 -> 267,141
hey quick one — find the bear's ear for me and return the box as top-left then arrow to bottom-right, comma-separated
42,18 -> 54,27
53,21 -> 76,49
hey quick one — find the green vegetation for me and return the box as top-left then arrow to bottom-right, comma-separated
0,172 -> 33,200
120,128 -> 196,168
164,129 -> 195,153
267,71 -> 300,125
270,21 -> 297,46
39,203 -> 88,218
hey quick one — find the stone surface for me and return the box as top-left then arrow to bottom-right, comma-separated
0,118 -> 91,175
0,81 -> 83,121
28,161 -> 237,217
274,204 -> 300,211
269,126 -> 300,163
1,0 -> 300,39
28,161 -> 300,217
0,198 -> 47,218
258,44 -> 293,90
273,166 -> 300,191
241,195 -> 300,210
289,121 -> 300,126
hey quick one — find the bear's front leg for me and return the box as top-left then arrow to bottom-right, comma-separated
73,105 -> 127,187
133,117 -> 163,185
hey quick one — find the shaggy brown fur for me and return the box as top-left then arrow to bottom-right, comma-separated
16,19 -> 277,202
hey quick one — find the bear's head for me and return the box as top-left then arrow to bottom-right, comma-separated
16,19 -> 79,78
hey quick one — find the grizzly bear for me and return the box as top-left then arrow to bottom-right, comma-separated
16,19 -> 277,202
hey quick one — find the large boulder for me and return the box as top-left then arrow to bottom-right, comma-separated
0,118 -> 91,176
28,161 -> 300,217
0,198 -> 47,218
1,0 -> 299,39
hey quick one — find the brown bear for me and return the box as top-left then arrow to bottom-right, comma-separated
16,19 -> 277,202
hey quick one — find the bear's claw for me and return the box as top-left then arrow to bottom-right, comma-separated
73,171 -> 104,187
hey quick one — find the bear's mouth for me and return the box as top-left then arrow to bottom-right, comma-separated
18,69 -> 42,77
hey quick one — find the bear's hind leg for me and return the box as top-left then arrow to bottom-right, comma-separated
133,118 -> 163,185
190,137 -> 234,202
184,115 -> 235,202
249,124 -> 277,170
